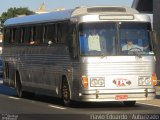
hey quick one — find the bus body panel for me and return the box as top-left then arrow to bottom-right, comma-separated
2,45 -> 75,97
73,56 -> 156,101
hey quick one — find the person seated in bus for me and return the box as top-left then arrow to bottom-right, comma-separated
122,39 -> 148,51
48,40 -> 53,46
30,39 -> 39,45
88,29 -> 101,51
80,33 -> 88,54
99,30 -> 107,53
30,40 -> 35,45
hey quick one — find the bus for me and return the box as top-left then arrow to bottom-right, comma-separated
2,6 -> 157,106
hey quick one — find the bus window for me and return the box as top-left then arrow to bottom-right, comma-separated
35,25 -> 44,44
79,22 -> 116,56
15,28 -> 21,43
21,28 -> 25,43
4,28 -> 11,44
120,22 -> 152,55
23,27 -> 31,44
57,23 -> 63,43
58,22 -> 74,44
11,28 -> 16,43
44,24 -> 57,44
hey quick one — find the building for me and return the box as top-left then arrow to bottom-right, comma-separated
35,2 -> 48,14
132,0 -> 160,79
132,0 -> 153,13
35,2 -> 65,13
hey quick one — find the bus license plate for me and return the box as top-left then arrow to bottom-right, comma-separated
115,95 -> 128,100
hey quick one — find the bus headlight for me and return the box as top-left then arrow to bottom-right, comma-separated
90,77 -> 105,87
138,76 -> 152,86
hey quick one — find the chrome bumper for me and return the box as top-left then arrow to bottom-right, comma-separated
79,88 -> 156,102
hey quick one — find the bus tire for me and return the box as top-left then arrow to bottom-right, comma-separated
123,101 -> 136,106
16,72 -> 35,98
16,72 -> 25,98
61,77 -> 72,106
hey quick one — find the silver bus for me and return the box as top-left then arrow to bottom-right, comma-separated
2,6 -> 157,106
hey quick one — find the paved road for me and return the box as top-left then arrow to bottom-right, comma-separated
0,84 -> 160,120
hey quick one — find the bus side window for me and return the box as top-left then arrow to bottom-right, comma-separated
43,25 -> 48,44
34,25 -> 44,44
11,28 -> 16,43
29,26 -> 37,45
23,27 -> 31,44
44,24 -> 57,44
57,23 -> 63,43
57,22 -> 72,44
15,28 -> 21,44
57,22 -> 77,58
21,28 -> 25,43
4,28 -> 11,44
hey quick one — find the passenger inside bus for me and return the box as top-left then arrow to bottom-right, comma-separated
80,33 -> 88,53
88,29 -> 101,51
30,40 -> 35,45
80,28 -> 115,55
122,39 -> 148,51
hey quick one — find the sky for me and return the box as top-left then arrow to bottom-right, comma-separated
0,0 -> 133,14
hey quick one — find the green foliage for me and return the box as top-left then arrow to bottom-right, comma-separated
0,7 -> 35,27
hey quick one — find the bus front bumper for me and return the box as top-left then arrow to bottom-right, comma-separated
79,88 -> 156,102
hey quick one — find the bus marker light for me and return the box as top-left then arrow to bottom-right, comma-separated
82,76 -> 88,88
152,73 -> 157,86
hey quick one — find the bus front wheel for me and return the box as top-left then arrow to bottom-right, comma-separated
16,78 -> 23,98
16,72 -> 25,98
62,78 -> 72,106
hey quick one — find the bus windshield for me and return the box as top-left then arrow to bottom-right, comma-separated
120,22 -> 152,55
79,22 -> 153,56
79,22 -> 116,56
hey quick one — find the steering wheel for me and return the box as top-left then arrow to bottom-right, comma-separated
128,47 -> 142,52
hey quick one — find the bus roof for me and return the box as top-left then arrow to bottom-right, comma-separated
4,9 -> 74,27
4,6 -> 139,27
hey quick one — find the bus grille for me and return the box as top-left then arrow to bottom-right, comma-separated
84,62 -> 153,76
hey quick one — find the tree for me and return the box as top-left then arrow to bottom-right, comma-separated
0,7 -> 35,27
